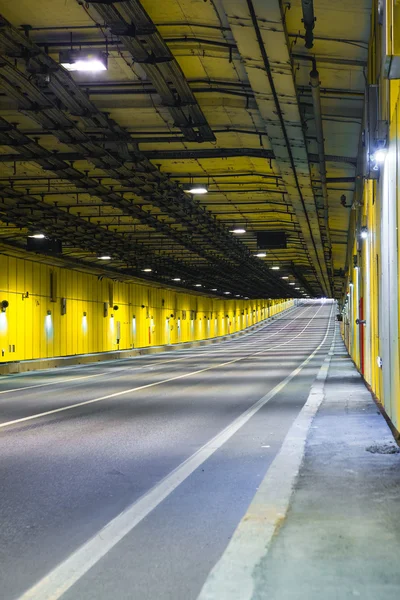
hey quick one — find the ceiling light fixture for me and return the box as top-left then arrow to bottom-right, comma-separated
194,284 -> 202,287
60,49 -> 107,72
97,255 -> 111,260
224,291 -> 231,295
270,266 -> 280,270
28,233 -> 45,239
281,276 -> 289,280
289,282 -> 296,286
184,184 -> 208,195
211,288 -> 217,291
360,226 -> 368,239
254,252 -> 267,258
172,278 -> 181,282
229,228 -> 246,234
142,268 -> 152,273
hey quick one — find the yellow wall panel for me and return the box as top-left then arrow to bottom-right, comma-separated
0,253 -> 293,363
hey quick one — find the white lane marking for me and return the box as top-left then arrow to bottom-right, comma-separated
0,306 -> 312,397
15,307 -> 334,600
0,306 -> 324,429
197,316 -> 336,600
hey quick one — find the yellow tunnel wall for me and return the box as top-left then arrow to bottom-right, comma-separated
343,0 -> 400,432
0,253 -> 294,363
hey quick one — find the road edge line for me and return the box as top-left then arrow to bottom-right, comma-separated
196,322 -> 337,600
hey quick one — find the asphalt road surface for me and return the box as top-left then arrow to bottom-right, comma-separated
0,302 -> 334,600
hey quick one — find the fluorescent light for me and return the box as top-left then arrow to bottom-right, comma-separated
270,266 -> 280,270
172,278 -> 181,282
98,255 -> 111,260
29,233 -> 45,239
295,287 -> 300,290
255,252 -> 266,258
184,185 -> 208,194
60,50 -> 107,72
224,291 -> 231,295
230,228 -> 246,234
194,284 -> 202,287
289,282 -> 296,286
211,288 -> 217,291
235,294 -> 240,297
281,276 -> 289,280
142,268 -> 152,272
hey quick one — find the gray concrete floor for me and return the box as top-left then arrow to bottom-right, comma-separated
252,336 -> 400,599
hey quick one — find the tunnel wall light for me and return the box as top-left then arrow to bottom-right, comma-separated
28,233 -> 45,239
98,255 -> 111,260
60,50 -> 107,72
254,252 -> 266,258
229,228 -> 246,234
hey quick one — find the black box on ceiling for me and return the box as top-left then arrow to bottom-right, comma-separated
256,231 -> 287,249
27,237 -> 62,255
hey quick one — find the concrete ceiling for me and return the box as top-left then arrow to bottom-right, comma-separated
0,0 -> 371,298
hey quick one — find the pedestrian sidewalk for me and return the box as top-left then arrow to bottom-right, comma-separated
198,331 -> 400,600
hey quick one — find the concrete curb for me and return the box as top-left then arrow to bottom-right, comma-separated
0,307 -> 296,376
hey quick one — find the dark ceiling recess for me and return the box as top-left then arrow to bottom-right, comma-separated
257,232 -> 287,250
26,237 -> 62,255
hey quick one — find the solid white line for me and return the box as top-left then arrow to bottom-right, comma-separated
15,307 -> 334,600
197,318 -> 337,600
0,306 -> 324,429
0,305 -> 311,397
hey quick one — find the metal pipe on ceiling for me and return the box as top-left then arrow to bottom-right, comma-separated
309,64 -> 333,278
301,0 -> 316,49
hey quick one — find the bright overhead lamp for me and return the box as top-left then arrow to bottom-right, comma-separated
172,278 -> 181,282
194,283 -> 202,287
184,184 -> 208,195
224,291 -> 231,295
142,268 -> 152,272
211,288 -> 217,291
360,226 -> 368,239
255,252 -> 267,258
281,276 -> 289,280
60,49 -> 107,72
235,294 -> 240,297
28,233 -> 45,239
270,266 -> 280,270
98,255 -> 111,260
230,228 -> 246,234
295,287 -> 300,290
289,282 -> 296,286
